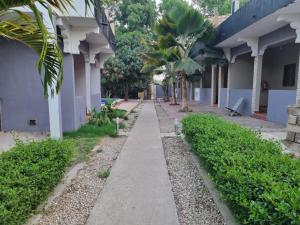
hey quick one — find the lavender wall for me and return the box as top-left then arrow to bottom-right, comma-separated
267,90 -> 296,124
75,96 -> 86,129
200,88 -> 211,104
220,88 -> 227,108
0,39 -> 50,132
156,85 -> 164,98
61,54 -> 77,132
91,93 -> 101,111
228,89 -> 252,116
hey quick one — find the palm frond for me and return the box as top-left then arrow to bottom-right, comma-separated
0,11 -> 63,96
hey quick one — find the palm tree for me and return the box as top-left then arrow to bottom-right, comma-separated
0,0 -> 95,96
154,2 -> 215,112
141,40 -> 180,105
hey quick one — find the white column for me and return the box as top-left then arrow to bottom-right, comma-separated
84,55 -> 92,112
211,65 -> 217,106
48,85 -> 63,139
218,65 -> 224,108
226,63 -> 232,107
231,0 -> 240,13
251,55 -> 263,113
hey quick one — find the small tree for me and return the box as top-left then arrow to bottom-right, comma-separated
154,2 -> 215,111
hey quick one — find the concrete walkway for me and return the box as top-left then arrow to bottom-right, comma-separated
87,102 -> 180,225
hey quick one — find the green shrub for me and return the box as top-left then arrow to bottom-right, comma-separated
89,108 -> 112,126
182,114 -> 300,225
109,109 -> 127,119
0,140 -> 72,225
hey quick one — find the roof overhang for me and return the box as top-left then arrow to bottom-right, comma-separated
216,0 -> 300,48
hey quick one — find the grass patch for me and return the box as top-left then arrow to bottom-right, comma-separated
98,169 -> 110,179
64,123 -> 117,138
64,123 -> 118,163
0,140 -> 72,225
182,114 -> 300,225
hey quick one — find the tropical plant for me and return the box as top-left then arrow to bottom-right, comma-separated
141,40 -> 180,105
0,0 -> 96,96
154,2 -> 215,111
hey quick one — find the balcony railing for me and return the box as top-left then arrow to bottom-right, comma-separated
95,6 -> 116,51
216,0 -> 294,44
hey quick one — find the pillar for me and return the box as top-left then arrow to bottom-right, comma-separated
251,55 -> 263,113
48,85 -> 63,139
211,65 -> 217,106
296,50 -> 300,104
218,65 -> 224,108
231,0 -> 240,13
226,63 -> 232,107
84,55 -> 92,112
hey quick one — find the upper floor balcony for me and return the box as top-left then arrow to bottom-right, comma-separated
95,7 -> 116,51
216,0 -> 295,45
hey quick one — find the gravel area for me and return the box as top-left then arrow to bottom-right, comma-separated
30,104 -> 143,225
162,137 -> 225,225
155,103 -> 225,225
155,103 -> 175,133
36,136 -> 127,225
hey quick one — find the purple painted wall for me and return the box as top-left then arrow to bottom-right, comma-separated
156,85 -> 164,98
75,96 -> 87,128
61,54 -> 78,132
220,88 -> 227,108
200,88 -> 211,104
0,39 -> 50,132
91,93 -> 101,111
267,90 -> 296,124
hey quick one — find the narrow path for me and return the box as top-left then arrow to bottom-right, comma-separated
87,101 -> 180,225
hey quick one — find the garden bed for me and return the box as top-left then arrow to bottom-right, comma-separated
0,140 -> 72,225
182,114 -> 300,225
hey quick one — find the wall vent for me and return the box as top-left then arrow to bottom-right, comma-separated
28,119 -> 37,126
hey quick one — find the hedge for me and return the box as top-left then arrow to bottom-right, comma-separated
0,140 -> 73,225
182,114 -> 300,225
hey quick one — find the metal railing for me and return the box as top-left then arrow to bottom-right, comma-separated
95,5 -> 116,51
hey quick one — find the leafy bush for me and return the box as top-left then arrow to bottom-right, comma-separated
0,140 -> 72,225
89,108 -> 112,126
89,101 -> 127,127
182,114 -> 300,225
109,108 -> 127,119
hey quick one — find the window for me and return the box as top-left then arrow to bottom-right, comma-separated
283,64 -> 296,87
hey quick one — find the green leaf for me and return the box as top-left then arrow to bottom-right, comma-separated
175,57 -> 201,75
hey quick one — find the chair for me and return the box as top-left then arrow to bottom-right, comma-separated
225,97 -> 244,116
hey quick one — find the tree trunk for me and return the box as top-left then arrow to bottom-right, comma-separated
181,73 -> 189,112
124,81 -> 129,101
171,81 -> 178,105
163,84 -> 169,102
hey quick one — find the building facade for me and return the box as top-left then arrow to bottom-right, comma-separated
192,0 -> 300,126
0,1 -> 115,138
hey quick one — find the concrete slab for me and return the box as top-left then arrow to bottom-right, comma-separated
0,131 -> 47,153
87,102 -> 180,225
